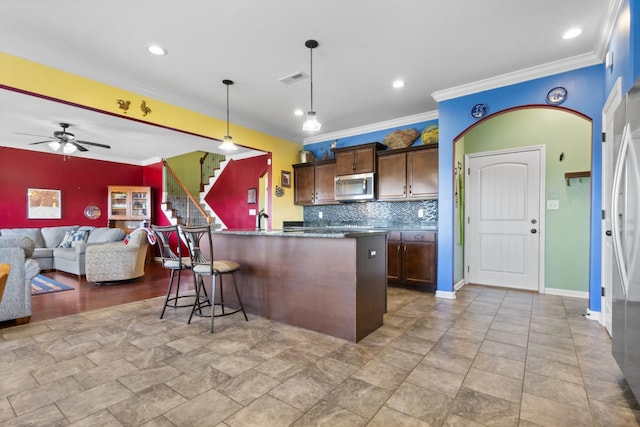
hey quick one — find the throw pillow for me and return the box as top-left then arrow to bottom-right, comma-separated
57,231 -> 74,248
70,230 -> 90,248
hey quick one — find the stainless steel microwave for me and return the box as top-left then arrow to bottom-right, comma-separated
335,172 -> 375,202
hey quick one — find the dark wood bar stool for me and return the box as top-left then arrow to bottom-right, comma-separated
179,224 -> 248,332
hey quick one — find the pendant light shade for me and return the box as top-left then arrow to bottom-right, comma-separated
220,79 -> 238,151
48,141 -> 61,151
62,143 -> 78,155
302,39 -> 321,132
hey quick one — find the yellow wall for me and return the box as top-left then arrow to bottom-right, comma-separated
1,52 -> 303,227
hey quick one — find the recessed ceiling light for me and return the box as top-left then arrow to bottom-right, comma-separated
392,80 -> 405,88
294,109 -> 304,116
562,28 -> 582,40
147,44 -> 167,56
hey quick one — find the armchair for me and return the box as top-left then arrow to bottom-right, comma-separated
0,236 -> 40,323
85,228 -> 149,283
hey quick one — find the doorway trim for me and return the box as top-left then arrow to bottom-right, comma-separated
464,145 -> 546,292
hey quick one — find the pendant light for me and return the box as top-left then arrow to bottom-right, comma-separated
220,79 -> 238,151
302,39 -> 321,132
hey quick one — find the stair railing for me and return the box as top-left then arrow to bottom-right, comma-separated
163,160 -> 211,225
199,152 -> 226,192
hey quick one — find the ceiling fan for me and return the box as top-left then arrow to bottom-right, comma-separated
15,122 -> 111,153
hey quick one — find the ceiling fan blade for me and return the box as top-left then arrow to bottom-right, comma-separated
69,141 -> 89,152
29,139 -> 56,145
76,140 -> 111,149
14,132 -> 52,138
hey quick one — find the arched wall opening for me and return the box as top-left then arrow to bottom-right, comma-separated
453,106 -> 593,298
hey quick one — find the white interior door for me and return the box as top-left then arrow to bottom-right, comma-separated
466,148 -> 543,291
602,78 -> 622,334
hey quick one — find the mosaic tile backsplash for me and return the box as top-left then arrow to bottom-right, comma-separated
303,199 -> 438,228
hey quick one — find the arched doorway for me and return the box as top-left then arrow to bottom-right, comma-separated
454,106 -> 593,295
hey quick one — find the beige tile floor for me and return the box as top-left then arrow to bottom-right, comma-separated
1,284 -> 639,426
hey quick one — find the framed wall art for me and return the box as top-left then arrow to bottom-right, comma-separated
247,188 -> 257,204
281,170 -> 291,188
28,188 -> 61,219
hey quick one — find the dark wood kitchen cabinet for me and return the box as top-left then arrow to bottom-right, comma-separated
293,160 -> 337,205
387,230 -> 437,288
333,142 -> 386,176
377,145 -> 438,200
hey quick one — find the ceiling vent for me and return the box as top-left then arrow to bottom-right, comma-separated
279,71 -> 308,85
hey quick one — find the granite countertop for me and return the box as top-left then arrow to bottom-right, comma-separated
292,223 -> 438,232
214,228 -> 390,238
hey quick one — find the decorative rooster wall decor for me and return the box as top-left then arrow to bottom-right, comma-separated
116,99 -> 131,113
140,100 -> 152,116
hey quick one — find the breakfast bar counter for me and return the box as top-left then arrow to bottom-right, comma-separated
211,229 -> 387,342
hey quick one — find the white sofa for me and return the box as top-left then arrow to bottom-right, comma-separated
0,226 -> 125,279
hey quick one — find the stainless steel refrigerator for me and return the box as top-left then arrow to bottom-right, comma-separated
612,77 -> 640,399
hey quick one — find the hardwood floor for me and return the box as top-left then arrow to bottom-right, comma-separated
1,261 -> 195,328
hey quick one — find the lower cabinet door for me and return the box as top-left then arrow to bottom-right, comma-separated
387,240 -> 402,283
402,242 -> 436,286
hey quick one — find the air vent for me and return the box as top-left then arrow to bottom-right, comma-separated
279,71 -> 308,85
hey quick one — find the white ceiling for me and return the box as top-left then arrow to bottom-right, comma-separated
0,0 -> 618,165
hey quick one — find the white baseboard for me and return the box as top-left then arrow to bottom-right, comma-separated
454,280 -> 466,291
435,290 -> 456,299
584,309 -> 602,322
544,288 -> 589,299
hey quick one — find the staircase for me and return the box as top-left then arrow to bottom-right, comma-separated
161,159 -> 217,227
197,152 -> 229,229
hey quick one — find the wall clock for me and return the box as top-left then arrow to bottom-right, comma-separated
546,87 -> 567,105
471,104 -> 488,119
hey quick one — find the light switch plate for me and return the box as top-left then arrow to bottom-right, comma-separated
249,208 -> 257,216
418,209 -> 424,218
547,200 -> 560,210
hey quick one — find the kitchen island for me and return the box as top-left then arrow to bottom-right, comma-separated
210,229 -> 387,342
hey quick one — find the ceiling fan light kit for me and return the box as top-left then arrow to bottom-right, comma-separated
220,79 -> 238,151
302,39 -> 321,132
18,122 -> 111,155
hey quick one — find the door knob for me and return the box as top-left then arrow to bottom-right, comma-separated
531,229 -> 537,234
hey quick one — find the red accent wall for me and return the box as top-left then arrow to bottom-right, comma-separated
205,154 -> 269,229
0,146 -> 162,228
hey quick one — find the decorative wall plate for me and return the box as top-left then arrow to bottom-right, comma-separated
84,204 -> 101,220
471,104 -> 488,119
546,87 -> 567,105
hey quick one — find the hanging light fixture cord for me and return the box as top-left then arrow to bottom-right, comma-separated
309,44 -> 314,112
225,81 -> 231,136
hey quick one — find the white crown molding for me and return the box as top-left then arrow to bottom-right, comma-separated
431,52 -> 601,102
596,0 -> 625,60
303,111 -> 439,145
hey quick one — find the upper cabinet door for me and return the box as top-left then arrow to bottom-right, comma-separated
314,162 -> 337,204
334,142 -> 386,176
377,152 -> 407,200
377,146 -> 438,201
407,148 -> 438,199
294,165 -> 315,205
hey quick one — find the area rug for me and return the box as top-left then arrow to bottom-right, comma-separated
31,274 -> 74,295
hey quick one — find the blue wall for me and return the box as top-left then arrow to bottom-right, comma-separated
304,120 -> 438,160
437,65 -> 604,310
605,0 -> 635,95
